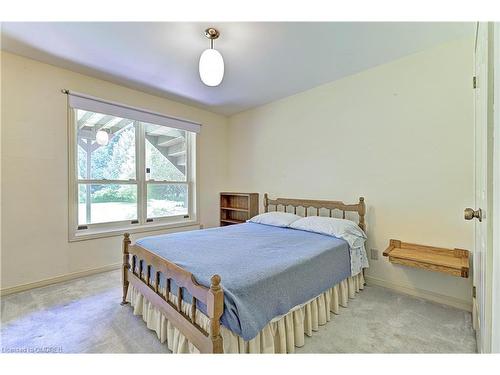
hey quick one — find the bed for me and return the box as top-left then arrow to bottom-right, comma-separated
121,194 -> 367,353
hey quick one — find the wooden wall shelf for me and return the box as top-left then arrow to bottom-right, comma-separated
383,239 -> 469,278
220,192 -> 259,227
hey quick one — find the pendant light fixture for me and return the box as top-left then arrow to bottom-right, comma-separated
199,28 -> 224,87
95,129 -> 109,146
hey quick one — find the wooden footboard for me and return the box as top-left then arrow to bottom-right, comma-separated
121,233 -> 224,353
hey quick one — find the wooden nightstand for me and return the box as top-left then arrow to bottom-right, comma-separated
383,239 -> 470,278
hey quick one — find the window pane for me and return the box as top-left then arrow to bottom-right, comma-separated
77,110 -> 136,180
78,184 -> 137,225
147,184 -> 188,219
77,143 -> 87,179
144,123 -> 186,181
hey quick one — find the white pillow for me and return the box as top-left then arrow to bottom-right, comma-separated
289,216 -> 367,248
247,212 -> 302,227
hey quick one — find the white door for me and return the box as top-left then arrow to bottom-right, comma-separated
469,22 -> 491,353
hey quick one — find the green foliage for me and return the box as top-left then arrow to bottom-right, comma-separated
145,139 -> 185,181
91,126 -> 136,180
92,185 -> 136,203
148,184 -> 186,202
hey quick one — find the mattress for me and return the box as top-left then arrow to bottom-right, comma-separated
135,222 -> 351,340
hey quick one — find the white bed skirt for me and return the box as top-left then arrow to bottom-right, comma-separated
126,272 -> 364,353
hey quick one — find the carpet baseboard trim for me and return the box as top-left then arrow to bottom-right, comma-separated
364,275 -> 472,312
0,263 -> 121,296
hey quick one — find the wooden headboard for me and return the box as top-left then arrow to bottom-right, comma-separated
263,194 -> 366,231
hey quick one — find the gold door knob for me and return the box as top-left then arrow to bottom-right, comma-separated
464,208 -> 482,222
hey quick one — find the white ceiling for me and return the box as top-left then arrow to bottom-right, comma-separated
1,22 -> 474,115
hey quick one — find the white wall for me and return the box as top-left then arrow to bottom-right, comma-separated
1,38 -> 476,306
0,52 -> 228,290
227,38 -> 474,305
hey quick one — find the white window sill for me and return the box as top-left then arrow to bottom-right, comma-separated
69,219 -> 200,242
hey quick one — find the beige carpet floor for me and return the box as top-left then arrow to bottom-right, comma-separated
0,270 -> 476,353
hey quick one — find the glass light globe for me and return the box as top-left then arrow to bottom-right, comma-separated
199,48 -> 224,86
95,130 -> 109,146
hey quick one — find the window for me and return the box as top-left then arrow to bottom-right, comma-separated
68,92 -> 199,240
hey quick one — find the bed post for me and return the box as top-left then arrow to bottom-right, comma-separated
358,198 -> 368,286
121,233 -> 131,305
358,197 -> 366,232
208,274 -> 224,353
264,193 -> 269,213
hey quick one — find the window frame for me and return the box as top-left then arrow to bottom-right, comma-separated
68,108 -> 198,242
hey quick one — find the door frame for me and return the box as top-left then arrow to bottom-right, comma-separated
491,22 -> 500,353
473,21 -> 489,353
475,21 -> 500,354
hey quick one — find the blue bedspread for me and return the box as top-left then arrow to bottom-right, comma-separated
136,222 -> 350,340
